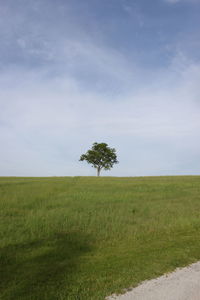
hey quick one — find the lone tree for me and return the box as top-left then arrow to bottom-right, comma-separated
79,142 -> 118,176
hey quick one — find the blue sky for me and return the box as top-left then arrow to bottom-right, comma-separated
1,0 -> 200,176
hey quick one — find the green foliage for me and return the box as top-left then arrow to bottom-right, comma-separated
80,142 -> 118,176
1,176 -> 200,299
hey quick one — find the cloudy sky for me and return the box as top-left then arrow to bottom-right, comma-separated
0,0 -> 200,176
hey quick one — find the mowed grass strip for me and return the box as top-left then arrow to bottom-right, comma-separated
1,176 -> 200,300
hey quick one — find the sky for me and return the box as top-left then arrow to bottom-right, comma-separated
0,0 -> 200,176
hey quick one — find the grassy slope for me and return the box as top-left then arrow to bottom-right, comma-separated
1,176 -> 200,300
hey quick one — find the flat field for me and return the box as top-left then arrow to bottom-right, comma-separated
1,176 -> 200,300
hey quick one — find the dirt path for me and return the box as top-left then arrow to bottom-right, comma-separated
106,262 -> 200,300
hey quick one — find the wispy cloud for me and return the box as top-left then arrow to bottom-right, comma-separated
165,0 -> 181,3
0,0 -> 200,176
164,0 -> 198,3
1,50 -> 200,175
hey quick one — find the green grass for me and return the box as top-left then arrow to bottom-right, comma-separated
1,176 -> 200,300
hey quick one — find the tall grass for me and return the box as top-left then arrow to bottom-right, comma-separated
1,176 -> 200,299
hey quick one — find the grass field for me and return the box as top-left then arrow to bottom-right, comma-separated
1,176 -> 200,300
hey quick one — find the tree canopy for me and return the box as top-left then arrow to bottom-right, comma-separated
79,142 -> 118,176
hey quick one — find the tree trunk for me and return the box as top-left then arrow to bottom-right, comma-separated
97,167 -> 101,176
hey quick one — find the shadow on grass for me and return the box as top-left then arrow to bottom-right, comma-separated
0,232 -> 91,300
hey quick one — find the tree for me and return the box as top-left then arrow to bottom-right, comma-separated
79,142 -> 118,176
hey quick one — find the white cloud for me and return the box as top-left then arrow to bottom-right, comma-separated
0,50 -> 200,176
0,0 -> 200,176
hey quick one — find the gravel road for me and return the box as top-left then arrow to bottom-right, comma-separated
107,262 -> 200,300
